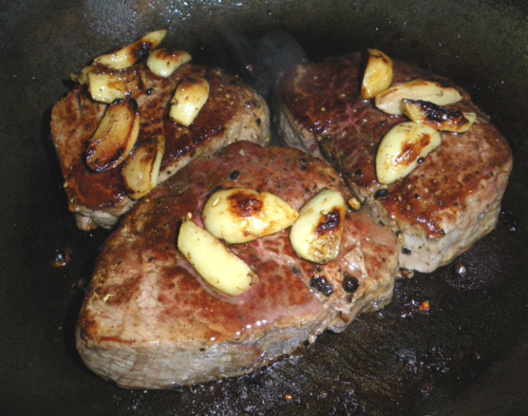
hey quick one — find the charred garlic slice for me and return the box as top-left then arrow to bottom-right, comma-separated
375,79 -> 462,115
376,121 -> 441,185
169,77 -> 210,127
203,188 -> 299,244
122,135 -> 166,200
147,48 -> 192,77
177,217 -> 258,296
93,30 -> 167,70
85,98 -> 140,172
401,99 -> 477,133
290,189 -> 347,264
361,49 -> 394,99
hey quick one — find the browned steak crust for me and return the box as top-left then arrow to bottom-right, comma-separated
276,52 -> 513,272
76,142 -> 399,388
51,62 -> 270,230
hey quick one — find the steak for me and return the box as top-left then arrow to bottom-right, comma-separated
51,60 -> 270,230
76,141 -> 399,389
276,52 -> 513,273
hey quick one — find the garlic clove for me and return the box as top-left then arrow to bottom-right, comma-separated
375,79 -> 463,115
361,49 -> 394,99
169,77 -> 210,127
203,188 -> 299,244
289,189 -> 347,264
122,135 -> 166,200
401,99 -> 477,133
375,121 -> 442,185
177,217 -> 258,297
88,72 -> 132,103
85,98 -> 140,172
93,30 -> 167,70
146,48 -> 192,77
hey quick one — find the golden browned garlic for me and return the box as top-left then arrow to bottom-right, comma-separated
375,79 -> 462,115
401,99 -> 476,133
169,77 -> 210,127
361,49 -> 394,99
177,217 -> 258,296
289,189 -> 347,264
375,121 -> 442,185
146,48 -> 192,77
87,72 -> 138,104
122,136 -> 166,200
203,188 -> 298,244
93,30 -> 167,70
85,98 -> 140,172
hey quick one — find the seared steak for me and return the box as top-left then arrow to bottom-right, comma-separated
76,141 -> 399,388
51,61 -> 270,230
276,52 -> 513,273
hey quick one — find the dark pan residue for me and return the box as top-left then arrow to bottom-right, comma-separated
1,1 -> 528,415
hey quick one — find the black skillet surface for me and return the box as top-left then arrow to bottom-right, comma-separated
1,1 -> 527,415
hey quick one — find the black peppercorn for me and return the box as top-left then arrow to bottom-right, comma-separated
342,273 -> 359,294
229,170 -> 240,180
310,275 -> 334,296
374,189 -> 389,199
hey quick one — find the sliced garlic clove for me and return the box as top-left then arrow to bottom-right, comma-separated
375,121 -> 442,185
203,188 -> 299,244
85,98 -> 140,172
122,135 -> 166,200
401,99 -> 477,133
361,49 -> 394,99
177,217 -> 258,297
88,72 -> 131,103
169,77 -> 210,127
375,79 -> 463,115
146,48 -> 192,77
93,30 -> 167,70
289,189 -> 347,264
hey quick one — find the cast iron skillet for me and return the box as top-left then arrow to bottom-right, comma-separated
1,1 -> 527,415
